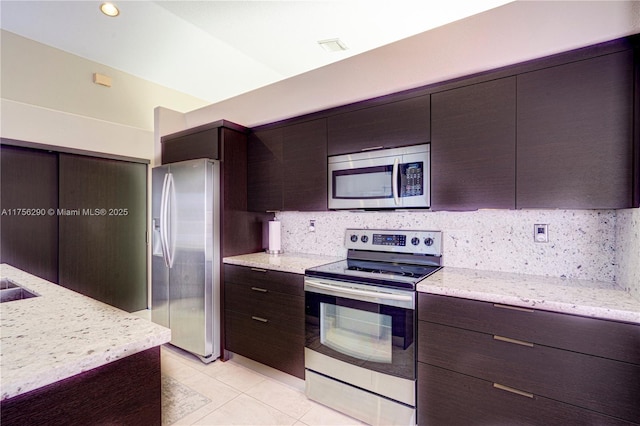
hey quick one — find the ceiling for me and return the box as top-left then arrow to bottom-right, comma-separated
0,0 -> 513,104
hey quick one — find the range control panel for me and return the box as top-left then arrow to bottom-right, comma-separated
345,229 -> 442,256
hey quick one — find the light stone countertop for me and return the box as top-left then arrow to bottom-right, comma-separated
223,251 -> 343,275
224,252 -> 639,324
0,264 -> 171,401
418,267 -> 640,324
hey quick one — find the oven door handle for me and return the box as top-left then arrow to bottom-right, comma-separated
305,279 -> 413,303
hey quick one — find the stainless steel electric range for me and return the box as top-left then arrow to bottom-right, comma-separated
304,228 -> 443,426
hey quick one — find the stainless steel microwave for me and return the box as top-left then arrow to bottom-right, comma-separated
328,144 -> 430,210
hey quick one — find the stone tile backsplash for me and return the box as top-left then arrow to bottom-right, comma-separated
615,208 -> 640,298
276,209 -> 639,294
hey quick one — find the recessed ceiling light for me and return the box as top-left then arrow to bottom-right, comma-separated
318,38 -> 348,52
100,2 -> 120,17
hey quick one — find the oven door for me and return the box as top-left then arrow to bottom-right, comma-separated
304,276 -> 415,381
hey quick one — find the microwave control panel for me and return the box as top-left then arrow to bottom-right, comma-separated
399,162 -> 424,197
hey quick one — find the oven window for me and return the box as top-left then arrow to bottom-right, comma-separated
320,302 -> 392,363
333,165 -> 393,199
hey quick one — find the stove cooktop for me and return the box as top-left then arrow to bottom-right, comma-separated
305,259 -> 442,290
305,229 -> 443,290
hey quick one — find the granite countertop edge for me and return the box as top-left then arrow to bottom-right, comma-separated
417,267 -> 640,325
0,264 -> 171,401
223,251 -> 343,275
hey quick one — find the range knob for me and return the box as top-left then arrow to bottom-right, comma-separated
361,235 -> 369,243
411,237 -> 420,246
424,237 -> 434,246
350,234 -> 358,243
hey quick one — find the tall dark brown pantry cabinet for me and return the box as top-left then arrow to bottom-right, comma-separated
0,145 -> 59,283
58,154 -> 147,312
0,141 -> 148,312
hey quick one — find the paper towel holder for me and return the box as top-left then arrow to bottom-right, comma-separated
266,211 -> 284,255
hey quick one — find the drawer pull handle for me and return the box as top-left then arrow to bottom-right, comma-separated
251,287 -> 268,293
493,303 -> 534,313
493,335 -> 534,348
251,268 -> 268,273
493,383 -> 534,399
251,316 -> 269,323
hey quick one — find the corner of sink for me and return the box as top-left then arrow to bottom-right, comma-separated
0,278 -> 40,303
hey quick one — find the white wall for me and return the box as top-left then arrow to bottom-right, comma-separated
1,30 -> 208,160
179,1 -> 640,131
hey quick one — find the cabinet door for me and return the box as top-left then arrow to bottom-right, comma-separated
0,145 -> 58,282
431,78 -> 516,210
58,154 -> 147,312
283,119 -> 327,211
327,95 -> 430,156
247,127 -> 283,212
517,50 -> 634,209
161,127 -> 219,164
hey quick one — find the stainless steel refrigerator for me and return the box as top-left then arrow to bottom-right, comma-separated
151,158 -> 220,363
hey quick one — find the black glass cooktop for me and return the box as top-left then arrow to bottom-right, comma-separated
305,259 -> 442,290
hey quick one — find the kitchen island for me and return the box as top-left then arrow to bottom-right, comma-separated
0,264 -> 171,425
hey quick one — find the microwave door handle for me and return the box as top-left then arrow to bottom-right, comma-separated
392,158 -> 400,205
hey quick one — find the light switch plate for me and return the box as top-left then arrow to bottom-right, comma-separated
534,224 -> 549,243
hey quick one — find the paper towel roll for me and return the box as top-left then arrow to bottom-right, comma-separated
268,220 -> 282,254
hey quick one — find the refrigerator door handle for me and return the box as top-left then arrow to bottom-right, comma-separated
166,172 -> 176,268
159,172 -> 171,268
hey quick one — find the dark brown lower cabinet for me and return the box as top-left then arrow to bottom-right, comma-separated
417,363 -> 632,426
417,293 -> 640,425
0,145 -> 58,282
58,153 -> 147,312
224,264 -> 305,379
0,347 -> 161,426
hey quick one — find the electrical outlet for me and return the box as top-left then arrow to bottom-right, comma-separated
309,220 -> 316,232
534,224 -> 549,243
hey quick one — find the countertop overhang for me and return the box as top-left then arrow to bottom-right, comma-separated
0,264 -> 171,401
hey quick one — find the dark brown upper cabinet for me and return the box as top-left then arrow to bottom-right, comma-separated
247,127 -> 284,212
431,78 -> 516,211
0,145 -> 59,283
162,124 -> 218,164
283,119 -> 327,211
327,95 -> 430,156
248,119 -> 327,212
516,50 -> 635,209
161,120 -> 250,165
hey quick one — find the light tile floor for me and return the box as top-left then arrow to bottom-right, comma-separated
161,344 -> 367,426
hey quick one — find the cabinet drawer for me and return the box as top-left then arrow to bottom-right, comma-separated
224,309 -> 305,378
417,363 -> 633,426
418,321 -> 640,423
418,293 -> 640,364
224,264 -> 303,297
224,282 -> 304,336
